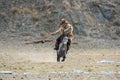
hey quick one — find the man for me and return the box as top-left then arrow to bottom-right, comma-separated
51,18 -> 73,51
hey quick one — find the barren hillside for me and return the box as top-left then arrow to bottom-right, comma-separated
0,0 -> 120,40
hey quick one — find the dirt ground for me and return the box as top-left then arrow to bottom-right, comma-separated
0,38 -> 120,80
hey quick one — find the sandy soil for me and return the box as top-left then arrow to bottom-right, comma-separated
0,38 -> 120,80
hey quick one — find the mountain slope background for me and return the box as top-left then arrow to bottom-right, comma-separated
0,0 -> 120,40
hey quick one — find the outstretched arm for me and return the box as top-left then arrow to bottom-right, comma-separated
51,27 -> 61,35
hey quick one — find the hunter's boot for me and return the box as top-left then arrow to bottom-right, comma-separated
54,41 -> 59,50
67,44 -> 70,51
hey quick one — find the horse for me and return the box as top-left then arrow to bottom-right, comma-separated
56,35 -> 68,62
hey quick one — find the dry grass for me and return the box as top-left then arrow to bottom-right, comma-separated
113,18 -> 120,26
62,0 -> 71,9
40,31 -> 48,37
11,7 -> 22,14
0,12 -> 7,17
87,68 -> 92,72
12,7 -> 36,14
11,7 -> 39,21
10,29 -> 16,33
20,32 -> 32,36
83,11 -> 97,26
91,0 -> 100,7
31,14 -> 39,21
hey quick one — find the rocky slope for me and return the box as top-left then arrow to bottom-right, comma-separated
0,0 -> 120,41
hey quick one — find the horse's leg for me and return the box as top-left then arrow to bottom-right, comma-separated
57,52 -> 60,62
62,56 -> 66,62
57,56 -> 60,62
62,51 -> 66,62
62,57 -> 65,62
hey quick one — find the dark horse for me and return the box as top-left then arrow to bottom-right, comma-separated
56,35 -> 68,62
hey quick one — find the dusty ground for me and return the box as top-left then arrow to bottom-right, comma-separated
0,38 -> 120,80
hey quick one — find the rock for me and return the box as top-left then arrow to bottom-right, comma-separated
10,29 -> 16,33
0,71 -> 13,74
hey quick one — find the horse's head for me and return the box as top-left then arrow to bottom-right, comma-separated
62,36 -> 68,45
